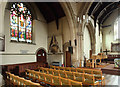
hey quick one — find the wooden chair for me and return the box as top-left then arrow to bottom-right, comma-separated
9,73 -> 15,86
39,67 -> 44,72
60,77 -> 70,86
50,65 -> 55,69
93,70 -> 105,85
69,79 -> 82,87
42,68 -> 49,74
84,69 -> 93,74
24,79 -> 42,87
73,72 -> 84,82
38,73 -> 45,82
76,68 -> 84,73
65,67 -> 71,71
86,59 -> 92,68
52,76 -> 61,85
59,70 -> 67,78
34,71 -> 40,83
29,70 -> 36,81
25,69 -> 30,78
59,67 -> 65,70
66,71 -> 74,80
71,68 -> 77,72
19,77 -> 25,86
53,69 -> 60,76
55,66 -> 60,70
44,74 -> 52,84
83,74 -> 99,86
47,69 -> 53,75
6,72 -> 11,85
14,76 -> 20,85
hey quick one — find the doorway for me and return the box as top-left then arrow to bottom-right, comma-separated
66,51 -> 71,67
36,49 -> 46,63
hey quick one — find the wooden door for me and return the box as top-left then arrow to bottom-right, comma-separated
36,49 -> 46,63
66,51 -> 71,67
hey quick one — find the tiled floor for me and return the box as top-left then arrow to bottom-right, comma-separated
103,74 -> 120,87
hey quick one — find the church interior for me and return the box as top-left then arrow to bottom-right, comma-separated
0,1 -> 120,86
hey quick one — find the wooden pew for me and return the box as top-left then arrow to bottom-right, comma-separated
2,62 -> 46,78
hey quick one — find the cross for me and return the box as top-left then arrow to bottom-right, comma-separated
103,49 -> 110,55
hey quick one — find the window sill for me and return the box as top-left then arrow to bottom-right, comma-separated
10,40 -> 36,45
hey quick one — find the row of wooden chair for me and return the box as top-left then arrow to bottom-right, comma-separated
6,72 -> 42,87
50,65 -> 101,74
38,67 -> 101,86
25,69 -> 83,87
39,67 -> 105,86
49,65 -> 105,85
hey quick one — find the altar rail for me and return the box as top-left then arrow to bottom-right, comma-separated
2,62 -> 47,78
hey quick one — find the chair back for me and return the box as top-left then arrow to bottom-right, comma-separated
52,76 -> 61,85
48,69 -> 53,75
84,74 -> 95,84
73,72 -> 83,82
66,71 -> 74,80
93,70 -> 102,79
42,68 -> 49,74
59,70 -> 67,78
55,66 -> 60,70
71,68 -> 76,72
50,65 -> 55,69
65,67 -> 71,71
59,67 -> 65,70
53,70 -> 60,76
76,68 -> 84,73
69,79 -> 82,87
44,74 -> 52,83
39,67 -> 44,72
60,77 -> 70,86
84,69 -> 93,74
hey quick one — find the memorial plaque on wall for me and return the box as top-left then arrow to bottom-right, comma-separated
111,43 -> 120,52
0,36 -> 5,51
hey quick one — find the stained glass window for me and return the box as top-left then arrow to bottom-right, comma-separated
10,3 -> 32,43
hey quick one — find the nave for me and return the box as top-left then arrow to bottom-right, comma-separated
0,1 -> 120,87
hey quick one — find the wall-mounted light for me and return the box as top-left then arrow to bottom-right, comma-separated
83,15 -> 85,20
80,19 -> 82,24
88,16 -> 91,20
87,19 -> 89,23
77,17 -> 80,22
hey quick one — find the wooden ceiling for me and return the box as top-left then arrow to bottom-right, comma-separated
35,2 -> 65,23
88,2 -> 120,25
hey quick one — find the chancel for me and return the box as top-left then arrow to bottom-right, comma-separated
0,1 -> 120,87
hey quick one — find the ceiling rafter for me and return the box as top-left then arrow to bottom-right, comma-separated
88,2 -> 120,25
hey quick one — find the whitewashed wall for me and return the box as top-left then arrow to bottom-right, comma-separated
47,17 -> 70,65
102,9 -> 118,51
2,5 -> 48,65
83,26 -> 91,59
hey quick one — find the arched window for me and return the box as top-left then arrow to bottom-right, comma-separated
114,16 -> 120,41
10,3 -> 32,43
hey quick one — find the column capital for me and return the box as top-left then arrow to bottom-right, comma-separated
77,32 -> 83,36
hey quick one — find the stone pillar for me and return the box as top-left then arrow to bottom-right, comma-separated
77,23 -> 84,67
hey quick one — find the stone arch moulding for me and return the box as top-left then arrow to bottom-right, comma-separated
5,2 -> 38,20
83,20 -> 96,54
59,2 -> 75,44
35,47 -> 47,55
